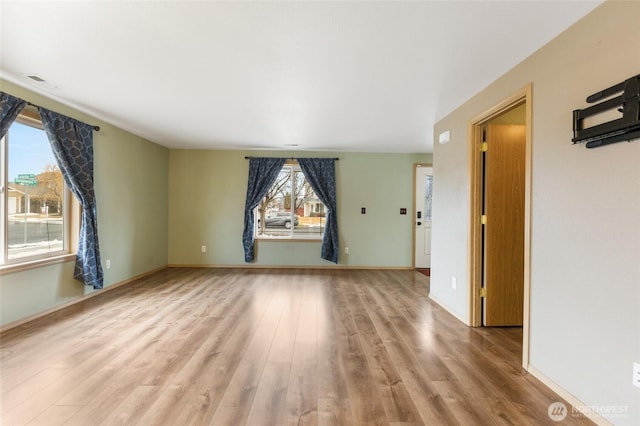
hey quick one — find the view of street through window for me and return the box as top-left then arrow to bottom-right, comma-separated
5,120 -> 65,260
256,164 -> 326,238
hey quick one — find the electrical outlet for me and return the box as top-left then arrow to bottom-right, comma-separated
106,259 -> 111,269
344,247 -> 349,254
451,277 -> 457,290
633,362 -> 640,389
201,245 -> 207,253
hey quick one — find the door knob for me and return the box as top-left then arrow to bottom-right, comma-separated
417,221 -> 422,226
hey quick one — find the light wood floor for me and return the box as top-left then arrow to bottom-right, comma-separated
1,268 -> 593,425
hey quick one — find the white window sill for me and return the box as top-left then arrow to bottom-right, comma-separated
256,237 -> 323,242
0,253 -> 76,275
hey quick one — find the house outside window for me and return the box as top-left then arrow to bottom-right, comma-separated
0,111 -> 71,265
256,162 -> 326,239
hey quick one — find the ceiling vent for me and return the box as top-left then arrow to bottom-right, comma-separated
27,75 -> 46,82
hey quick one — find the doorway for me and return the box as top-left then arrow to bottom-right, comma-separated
469,85 -> 532,368
414,164 -> 433,273
482,121 -> 525,326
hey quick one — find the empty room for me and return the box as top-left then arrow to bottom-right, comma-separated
1,1 -> 638,425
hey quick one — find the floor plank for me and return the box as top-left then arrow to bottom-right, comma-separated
0,268 -> 594,425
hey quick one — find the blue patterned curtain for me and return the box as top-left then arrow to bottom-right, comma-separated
243,157 -> 287,262
298,158 -> 339,263
0,92 -> 27,139
39,108 -> 103,289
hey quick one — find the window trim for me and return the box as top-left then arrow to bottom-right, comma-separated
255,162 -> 326,241
0,109 -> 79,272
256,236 -> 322,243
0,253 -> 76,275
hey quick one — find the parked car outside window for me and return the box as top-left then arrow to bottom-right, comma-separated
265,212 -> 299,229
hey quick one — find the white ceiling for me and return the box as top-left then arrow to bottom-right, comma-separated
0,1 -> 602,153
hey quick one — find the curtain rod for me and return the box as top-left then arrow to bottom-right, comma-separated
26,101 -> 100,131
244,156 -> 339,160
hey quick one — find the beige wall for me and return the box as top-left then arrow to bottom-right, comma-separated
431,1 -> 640,424
0,79 -> 169,328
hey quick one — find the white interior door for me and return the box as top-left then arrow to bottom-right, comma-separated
415,166 -> 433,268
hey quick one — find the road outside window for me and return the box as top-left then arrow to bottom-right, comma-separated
256,163 -> 326,239
1,116 -> 69,264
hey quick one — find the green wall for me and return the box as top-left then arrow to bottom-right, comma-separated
0,79 -> 169,327
169,150 -> 431,267
0,80 -> 431,328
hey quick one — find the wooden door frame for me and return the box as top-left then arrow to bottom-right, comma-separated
468,84 -> 532,369
413,163 -> 433,268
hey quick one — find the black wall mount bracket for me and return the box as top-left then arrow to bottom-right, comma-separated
572,73 -> 640,148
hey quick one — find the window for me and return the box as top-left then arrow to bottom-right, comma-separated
255,162 -> 326,239
0,110 -> 71,265
424,174 -> 433,221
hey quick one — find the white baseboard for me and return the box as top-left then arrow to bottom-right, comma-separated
0,266 -> 167,334
427,293 -> 471,326
527,365 -> 613,426
426,293 -> 614,425
167,263 -> 414,270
